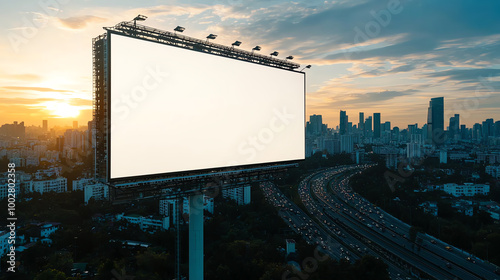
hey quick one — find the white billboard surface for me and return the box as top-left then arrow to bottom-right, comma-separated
110,33 -> 305,180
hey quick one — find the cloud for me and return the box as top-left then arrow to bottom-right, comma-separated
0,72 -> 42,82
336,89 -> 418,104
57,15 -> 107,29
2,86 -> 74,93
425,68 -> 500,82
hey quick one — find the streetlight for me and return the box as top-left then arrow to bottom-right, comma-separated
206,34 -> 217,42
133,14 -> 147,28
300,65 -> 312,71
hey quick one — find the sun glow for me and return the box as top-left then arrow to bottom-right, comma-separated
41,101 -> 81,118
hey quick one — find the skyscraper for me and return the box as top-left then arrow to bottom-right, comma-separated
358,112 -> 364,133
339,110 -> 348,135
73,121 -> 78,129
427,97 -> 444,145
307,114 -> 324,136
482,118 -> 494,140
373,113 -> 381,138
365,116 -> 372,135
449,114 -> 459,139
43,120 -> 48,132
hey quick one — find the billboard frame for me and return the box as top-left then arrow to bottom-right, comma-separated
94,21 -> 306,186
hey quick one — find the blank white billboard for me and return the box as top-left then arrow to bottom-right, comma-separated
109,33 -> 304,180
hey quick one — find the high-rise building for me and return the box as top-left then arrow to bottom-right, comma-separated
460,124 -> 468,140
0,121 -> 25,139
449,114 -> 459,139
383,121 -> 391,132
482,118 -> 494,140
408,124 -> 417,135
340,135 -> 354,153
365,116 -> 372,135
495,121 -> 500,137
43,120 -> 48,132
339,110 -> 348,135
307,114 -> 325,136
358,112 -> 364,133
427,97 -> 444,145
223,186 -> 251,205
373,113 -> 381,138
473,123 -> 482,141
73,121 -> 78,129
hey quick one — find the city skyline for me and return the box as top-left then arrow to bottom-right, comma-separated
0,0 -> 499,128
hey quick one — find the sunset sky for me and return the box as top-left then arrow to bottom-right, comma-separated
1,0 -> 499,129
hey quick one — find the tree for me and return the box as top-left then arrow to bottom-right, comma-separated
34,268 -> 66,280
354,255 -> 390,280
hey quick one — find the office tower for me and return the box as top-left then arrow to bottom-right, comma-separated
460,124 -> 467,140
307,114 -> 324,136
427,97 -> 444,145
449,114 -> 459,139
495,121 -> 500,137
482,118 -> 494,139
408,124 -> 417,135
393,126 -> 400,141
365,116 -> 372,134
473,123 -> 482,141
43,120 -> 48,132
0,121 -> 25,139
373,113 -> 381,138
340,135 -> 354,153
383,121 -> 391,132
339,110 -> 347,135
358,112 -> 364,133
73,121 -> 78,129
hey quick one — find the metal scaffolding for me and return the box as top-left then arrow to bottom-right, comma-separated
104,21 -> 301,70
92,34 -> 108,183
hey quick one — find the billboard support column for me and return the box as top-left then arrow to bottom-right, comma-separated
189,193 -> 204,280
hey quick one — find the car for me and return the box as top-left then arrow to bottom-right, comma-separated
446,262 -> 452,269
430,239 -> 437,244
466,257 -> 476,263
445,246 -> 452,251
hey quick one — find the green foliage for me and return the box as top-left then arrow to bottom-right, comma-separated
351,165 -> 500,266
34,268 -> 66,280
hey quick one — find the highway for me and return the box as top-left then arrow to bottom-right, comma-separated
261,165 -> 500,280
260,167 -> 413,280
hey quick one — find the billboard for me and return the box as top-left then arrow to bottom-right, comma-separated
109,32 -> 305,181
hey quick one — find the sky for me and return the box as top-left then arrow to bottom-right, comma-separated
0,0 -> 499,129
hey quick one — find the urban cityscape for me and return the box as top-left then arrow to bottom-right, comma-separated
1,94 -> 500,279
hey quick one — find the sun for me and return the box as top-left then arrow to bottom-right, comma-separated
42,101 -> 81,118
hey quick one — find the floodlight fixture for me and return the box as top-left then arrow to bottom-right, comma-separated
300,65 -> 312,71
286,56 -> 294,60
270,51 -> 279,57
252,45 -> 261,53
232,41 -> 242,47
206,34 -> 217,42
174,26 -> 185,33
133,14 -> 147,28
